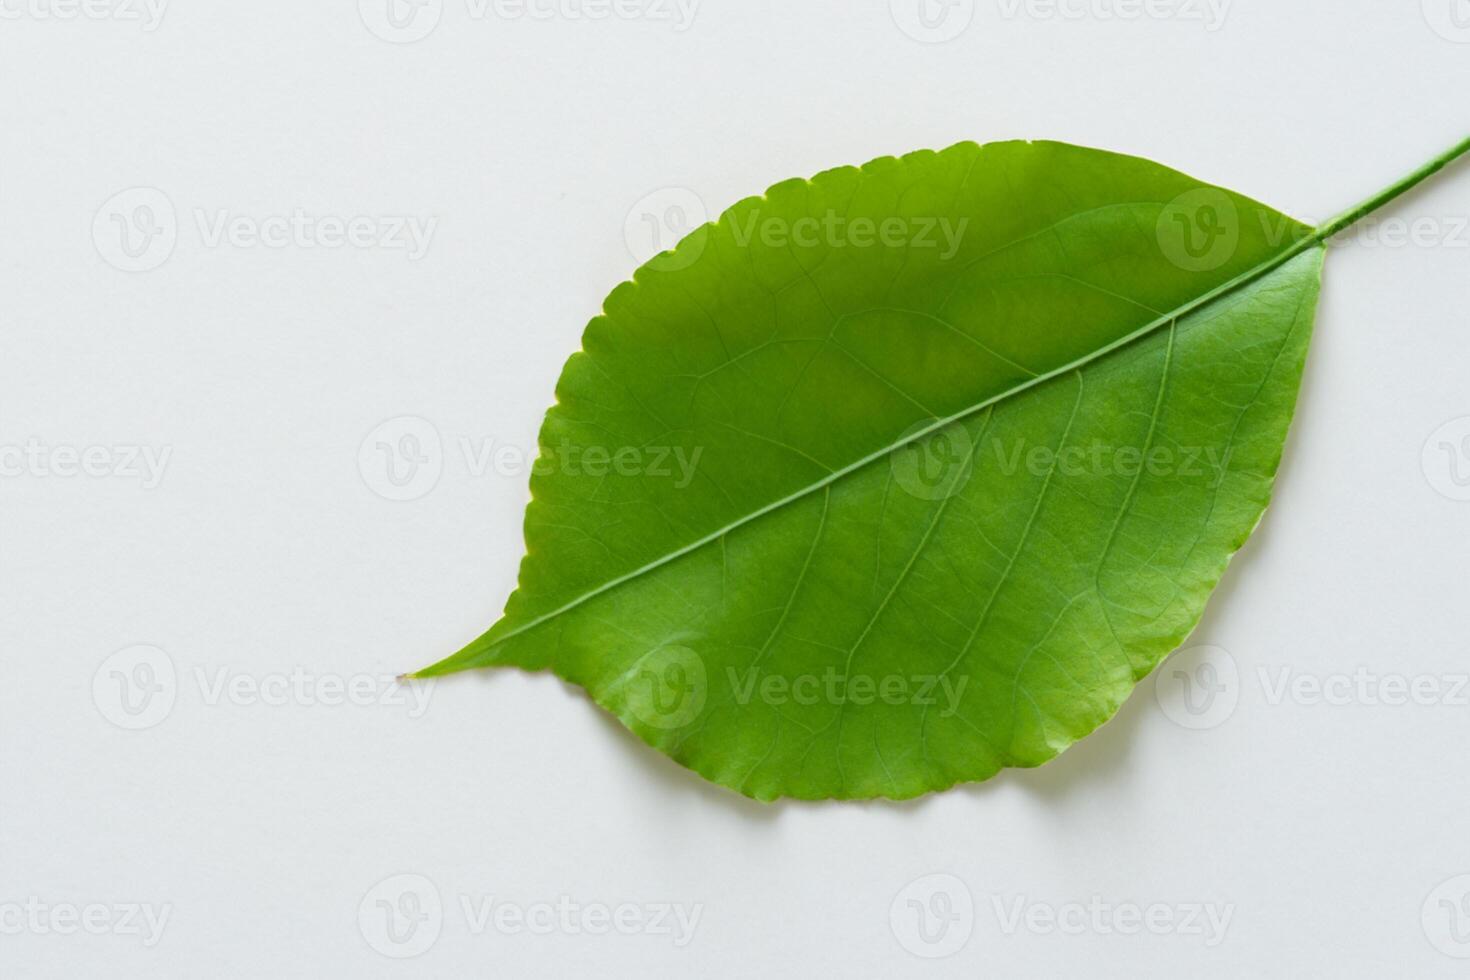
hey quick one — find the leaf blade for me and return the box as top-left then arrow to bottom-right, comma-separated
421,140 -> 1324,800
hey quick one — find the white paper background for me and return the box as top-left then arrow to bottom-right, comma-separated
3,1 -> 1470,975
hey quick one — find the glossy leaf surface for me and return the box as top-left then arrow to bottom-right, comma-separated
421,140 -> 1324,800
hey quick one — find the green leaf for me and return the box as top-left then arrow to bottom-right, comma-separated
419,138 -> 1469,801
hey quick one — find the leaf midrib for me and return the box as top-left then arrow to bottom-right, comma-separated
420,225 -> 1330,675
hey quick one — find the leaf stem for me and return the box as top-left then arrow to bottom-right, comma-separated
1315,135 -> 1470,242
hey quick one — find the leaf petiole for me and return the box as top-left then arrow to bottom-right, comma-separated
1315,135 -> 1470,242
